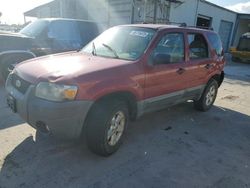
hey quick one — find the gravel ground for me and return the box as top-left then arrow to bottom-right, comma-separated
0,59 -> 250,188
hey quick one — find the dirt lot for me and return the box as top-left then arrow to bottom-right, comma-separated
0,59 -> 250,188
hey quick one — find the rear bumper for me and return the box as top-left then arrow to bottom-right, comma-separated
6,74 -> 93,139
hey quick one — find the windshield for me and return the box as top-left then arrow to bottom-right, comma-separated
238,38 -> 250,51
82,26 -> 156,60
19,20 -> 49,38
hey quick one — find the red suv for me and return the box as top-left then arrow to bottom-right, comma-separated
6,24 -> 225,156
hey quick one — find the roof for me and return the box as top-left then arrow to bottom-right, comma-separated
36,18 -> 100,23
237,13 -> 250,20
24,0 -> 56,17
120,24 -> 180,29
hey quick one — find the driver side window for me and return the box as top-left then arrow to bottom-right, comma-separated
151,33 -> 185,65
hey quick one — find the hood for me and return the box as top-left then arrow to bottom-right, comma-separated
14,52 -> 133,84
0,31 -> 28,38
0,32 -> 32,52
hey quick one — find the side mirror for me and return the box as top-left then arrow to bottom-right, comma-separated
152,53 -> 171,65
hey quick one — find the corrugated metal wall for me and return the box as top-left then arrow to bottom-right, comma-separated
108,0 -> 132,26
78,0 -> 171,27
25,0 -> 171,26
132,0 -> 170,24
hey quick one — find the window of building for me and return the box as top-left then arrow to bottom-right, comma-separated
196,15 -> 212,29
151,33 -> 184,64
188,33 -> 208,59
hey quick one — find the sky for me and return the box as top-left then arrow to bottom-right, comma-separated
0,0 -> 53,24
209,0 -> 250,12
0,0 -> 249,24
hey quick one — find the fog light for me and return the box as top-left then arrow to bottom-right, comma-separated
36,121 -> 49,134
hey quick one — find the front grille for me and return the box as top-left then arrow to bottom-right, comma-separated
11,74 -> 31,94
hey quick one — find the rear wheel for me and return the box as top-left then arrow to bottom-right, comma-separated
85,99 -> 129,156
194,79 -> 218,111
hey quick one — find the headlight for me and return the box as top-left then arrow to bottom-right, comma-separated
35,82 -> 78,102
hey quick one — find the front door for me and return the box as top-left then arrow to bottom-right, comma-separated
144,32 -> 190,113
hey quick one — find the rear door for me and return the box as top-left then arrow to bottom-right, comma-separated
184,32 -> 214,96
144,31 -> 190,112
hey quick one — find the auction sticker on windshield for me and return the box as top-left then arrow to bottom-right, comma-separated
130,31 -> 149,37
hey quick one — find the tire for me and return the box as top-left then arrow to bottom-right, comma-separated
194,79 -> 218,112
85,99 -> 129,156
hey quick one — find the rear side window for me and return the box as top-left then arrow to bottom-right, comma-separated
188,33 -> 208,59
207,33 -> 223,56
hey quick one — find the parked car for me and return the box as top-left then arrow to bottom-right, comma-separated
6,24 -> 225,156
230,32 -> 250,63
0,18 -> 102,81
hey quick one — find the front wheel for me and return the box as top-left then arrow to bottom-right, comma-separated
194,79 -> 218,111
85,100 -> 129,156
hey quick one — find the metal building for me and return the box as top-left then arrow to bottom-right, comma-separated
24,0 -> 175,26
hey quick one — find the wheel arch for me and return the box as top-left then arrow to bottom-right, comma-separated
94,91 -> 138,121
0,50 -> 36,62
85,91 -> 138,125
210,71 -> 224,87
80,91 -> 138,141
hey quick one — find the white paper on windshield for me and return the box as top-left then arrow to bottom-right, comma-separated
130,31 -> 149,37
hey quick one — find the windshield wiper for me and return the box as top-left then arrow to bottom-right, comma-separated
102,43 -> 119,59
92,42 -> 96,56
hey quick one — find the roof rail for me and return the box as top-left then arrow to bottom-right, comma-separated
142,21 -> 213,30
166,21 -> 187,27
185,25 -> 214,30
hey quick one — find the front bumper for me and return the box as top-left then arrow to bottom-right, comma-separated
5,74 -> 93,139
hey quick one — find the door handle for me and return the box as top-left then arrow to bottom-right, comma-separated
176,67 -> 185,75
205,64 -> 213,69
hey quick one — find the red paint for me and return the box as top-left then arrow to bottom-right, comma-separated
14,25 -> 225,101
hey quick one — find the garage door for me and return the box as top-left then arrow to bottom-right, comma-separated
219,20 -> 233,52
